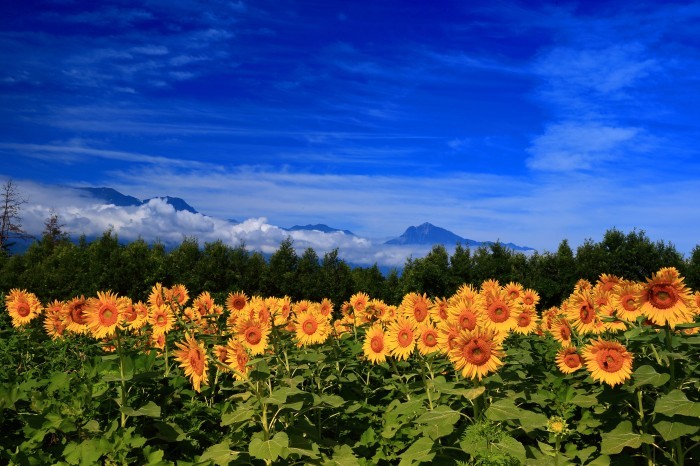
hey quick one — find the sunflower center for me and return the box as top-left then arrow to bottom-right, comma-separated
99,305 -> 118,325
370,335 -> 384,353
423,331 -> 437,347
623,297 -> 637,312
17,302 -> 31,317
580,305 -> 593,323
597,349 -> 624,372
564,353 -> 581,368
649,284 -> 678,310
398,329 -> 413,347
189,350 -> 205,375
71,304 -> 87,324
156,314 -> 167,325
518,313 -> 531,327
464,338 -> 491,365
414,304 -> 428,322
237,352 -> 248,369
245,327 -> 262,345
302,319 -> 318,335
459,311 -> 477,331
488,302 -> 509,323
560,325 -> 571,341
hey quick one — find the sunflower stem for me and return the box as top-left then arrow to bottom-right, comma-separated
637,389 -> 653,466
115,329 -> 128,429
418,354 -> 434,410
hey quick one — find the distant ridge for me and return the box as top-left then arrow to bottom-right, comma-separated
143,196 -> 198,214
285,224 -> 355,236
385,222 -> 533,251
75,187 -> 141,207
75,187 -> 198,214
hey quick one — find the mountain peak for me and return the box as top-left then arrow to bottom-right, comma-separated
385,222 -> 477,246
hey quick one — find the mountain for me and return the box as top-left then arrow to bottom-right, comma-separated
75,187 -> 141,207
284,224 -> 355,236
385,222 -> 533,251
386,222 -> 479,246
143,196 -> 198,214
75,187 -> 197,213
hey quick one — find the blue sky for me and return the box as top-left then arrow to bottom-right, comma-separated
2,0 -> 700,265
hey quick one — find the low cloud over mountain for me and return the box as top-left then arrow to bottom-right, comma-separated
12,181 -> 533,268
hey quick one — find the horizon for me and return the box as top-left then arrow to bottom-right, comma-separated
2,1 -> 700,263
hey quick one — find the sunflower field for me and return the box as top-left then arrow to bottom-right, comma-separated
1,267 -> 699,465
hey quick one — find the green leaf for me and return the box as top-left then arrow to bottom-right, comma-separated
320,394 -> 346,408
221,406 -> 255,426
600,421 -> 641,455
122,401 -> 161,418
653,415 -> 700,441
249,431 -> 289,462
485,398 -> 521,421
416,406 -> 460,440
397,437 -> 435,466
494,436 -> 526,463
654,390 -> 700,417
631,365 -> 671,388
570,394 -> 599,408
327,444 -> 361,466
519,410 -> 548,433
63,439 -> 105,465
199,441 -> 239,465
462,386 -> 486,400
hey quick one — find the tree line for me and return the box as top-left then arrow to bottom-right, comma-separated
2,223 -> 699,310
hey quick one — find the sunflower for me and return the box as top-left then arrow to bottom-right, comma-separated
513,308 -> 538,335
555,347 -> 582,374
363,323 -> 389,364
149,304 -> 175,335
349,292 -> 370,317
43,300 -> 67,339
582,338 -> 633,386
271,296 -> 292,326
430,297 -> 450,323
213,344 -> 230,372
639,267 -> 695,328
85,291 -> 127,339
447,294 -> 483,331
612,281 -> 643,322
482,288 -> 517,333
6,289 -> 43,328
166,284 -> 189,309
63,296 -> 89,334
521,288 -> 540,308
449,329 -> 504,381
567,291 -> 599,334
148,283 -> 166,308
126,301 -> 149,331
294,309 -> 331,346
416,323 -> 440,355
235,315 -> 270,355
597,273 -> 622,293
319,298 -> 334,318
436,320 -> 461,355
551,318 -> 573,348
574,279 -> 593,293
504,282 -> 524,302
225,339 -> 251,381
192,291 -> 219,318
480,279 -> 500,294
401,292 -> 431,326
173,333 -> 209,392
226,291 -> 248,314
386,317 -> 417,361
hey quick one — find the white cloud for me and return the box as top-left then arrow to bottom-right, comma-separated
526,122 -> 640,171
